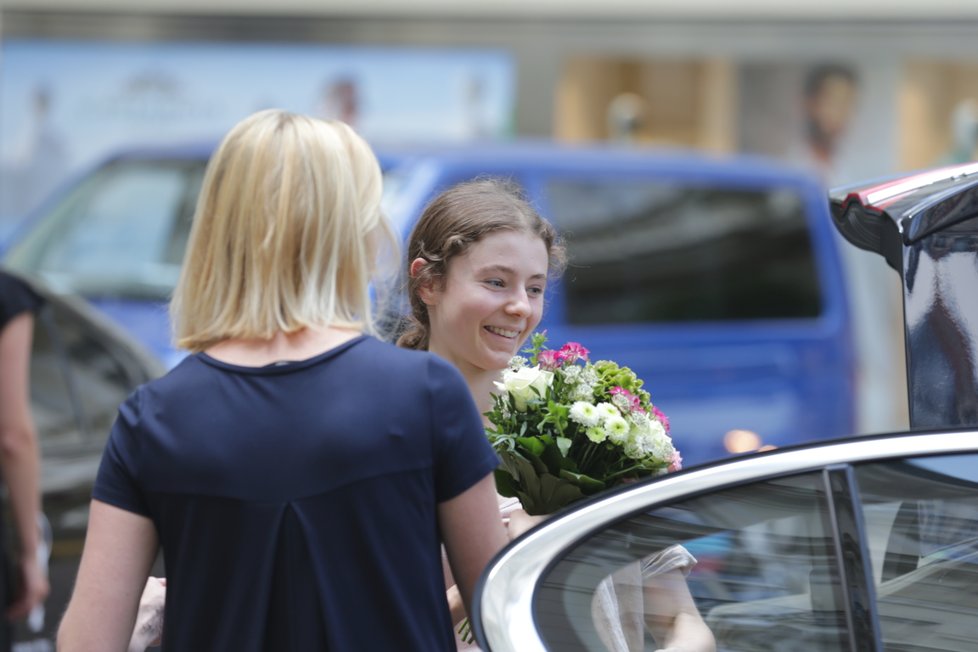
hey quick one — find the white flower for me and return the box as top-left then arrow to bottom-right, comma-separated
611,393 -> 632,412
605,415 -> 630,444
493,365 -> 554,411
628,411 -> 652,436
508,355 -> 528,371
624,440 -> 646,460
596,402 -> 621,422
580,367 -> 599,386
569,384 -> 595,402
569,401 -> 600,427
586,426 -> 607,443
632,419 -> 673,461
647,417 -> 667,442
561,365 -> 582,382
647,423 -> 675,460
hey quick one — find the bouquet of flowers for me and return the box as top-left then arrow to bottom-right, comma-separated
487,332 -> 681,516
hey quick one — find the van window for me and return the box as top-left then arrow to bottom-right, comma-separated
546,179 -> 822,324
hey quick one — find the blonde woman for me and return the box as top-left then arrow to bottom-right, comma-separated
56,110 -> 507,651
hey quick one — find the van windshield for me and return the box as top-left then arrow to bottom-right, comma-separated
4,159 -> 205,301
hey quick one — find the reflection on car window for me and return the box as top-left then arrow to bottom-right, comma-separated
534,474 -> 849,651
6,160 -> 206,300
855,455 -> 978,651
546,179 -> 822,323
31,300 -> 146,454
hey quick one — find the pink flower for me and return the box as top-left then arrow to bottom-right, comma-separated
668,450 -> 683,473
557,342 -> 590,364
651,405 -> 671,434
536,349 -> 562,370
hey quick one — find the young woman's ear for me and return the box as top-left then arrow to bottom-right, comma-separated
409,257 -> 437,305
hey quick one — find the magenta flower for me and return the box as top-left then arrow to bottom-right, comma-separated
536,349 -> 562,370
651,405 -> 671,434
557,342 -> 590,363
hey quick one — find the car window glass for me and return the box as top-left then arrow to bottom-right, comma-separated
534,473 -> 849,651
32,300 -> 152,454
854,454 -> 978,651
546,179 -> 822,323
7,161 -> 203,299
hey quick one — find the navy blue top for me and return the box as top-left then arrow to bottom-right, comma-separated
93,335 -> 499,652
0,270 -> 42,331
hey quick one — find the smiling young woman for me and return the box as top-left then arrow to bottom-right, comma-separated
398,179 -> 565,649
400,179 -> 564,417
398,179 -> 715,652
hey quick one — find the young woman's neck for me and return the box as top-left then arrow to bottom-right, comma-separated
465,370 -> 501,420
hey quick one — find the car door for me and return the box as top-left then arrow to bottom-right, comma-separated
474,430 -> 978,652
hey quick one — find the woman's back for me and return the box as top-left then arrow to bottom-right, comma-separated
95,336 -> 498,651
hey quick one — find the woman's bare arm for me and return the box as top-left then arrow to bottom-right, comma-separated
438,474 -> 508,617
0,312 -> 48,619
643,569 -> 716,652
58,500 -> 158,652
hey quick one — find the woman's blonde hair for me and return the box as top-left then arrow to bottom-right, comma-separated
171,109 -> 396,352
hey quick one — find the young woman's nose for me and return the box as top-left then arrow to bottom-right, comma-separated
505,288 -> 531,317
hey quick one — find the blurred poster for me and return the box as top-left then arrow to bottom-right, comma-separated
0,39 -> 515,228
735,60 -> 897,188
737,59 -> 907,436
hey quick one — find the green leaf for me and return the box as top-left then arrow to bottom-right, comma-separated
558,469 -> 606,493
497,449 -> 534,480
534,474 -> 588,514
514,434 -> 565,476
516,435 -> 547,457
493,468 -> 519,497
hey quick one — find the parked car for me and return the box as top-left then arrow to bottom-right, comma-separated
1,271 -> 164,648
2,141 -> 856,467
472,162 -> 978,652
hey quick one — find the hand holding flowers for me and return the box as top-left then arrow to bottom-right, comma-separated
487,332 -> 681,516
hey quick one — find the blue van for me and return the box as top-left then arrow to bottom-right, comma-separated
2,141 -> 854,466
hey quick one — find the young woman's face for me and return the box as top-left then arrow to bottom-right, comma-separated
424,229 -> 549,377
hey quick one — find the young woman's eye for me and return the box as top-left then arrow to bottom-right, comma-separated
485,279 -> 505,288
528,285 -> 545,297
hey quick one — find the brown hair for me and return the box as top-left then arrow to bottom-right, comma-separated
396,178 -> 565,350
